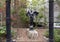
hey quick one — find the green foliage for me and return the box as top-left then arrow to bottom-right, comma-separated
38,14 -> 44,18
32,0 -> 38,6
19,8 -> 29,23
31,0 -> 45,24
44,29 -> 60,42
0,26 -> 6,37
11,9 -> 15,14
44,30 -> 49,38
37,13 -> 44,24
0,3 -> 2,7
0,3 -> 1,7
0,0 -> 5,8
54,29 -> 60,42
32,0 -> 45,9
0,26 -> 15,38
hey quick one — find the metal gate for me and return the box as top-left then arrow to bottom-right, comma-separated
1,0 -> 54,42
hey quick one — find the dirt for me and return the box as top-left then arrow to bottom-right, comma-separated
12,28 -> 47,42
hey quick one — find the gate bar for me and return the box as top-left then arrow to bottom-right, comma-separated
49,0 -> 54,42
5,0 -> 54,42
6,0 -> 12,42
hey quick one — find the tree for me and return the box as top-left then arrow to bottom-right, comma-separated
32,0 -> 45,24
11,0 -> 28,28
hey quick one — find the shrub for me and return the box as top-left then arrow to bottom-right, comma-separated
19,8 -> 29,23
44,29 -> 60,42
54,29 -> 60,42
0,26 -> 15,38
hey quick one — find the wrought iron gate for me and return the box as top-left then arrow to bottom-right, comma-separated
5,0 -> 54,42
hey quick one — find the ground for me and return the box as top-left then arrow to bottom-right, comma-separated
12,28 -> 47,42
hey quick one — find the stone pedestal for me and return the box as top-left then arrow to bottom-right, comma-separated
26,29 -> 38,39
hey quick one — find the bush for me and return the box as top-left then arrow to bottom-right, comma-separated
0,26 -> 15,38
44,29 -> 60,42
54,29 -> 60,42
19,8 -> 29,23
